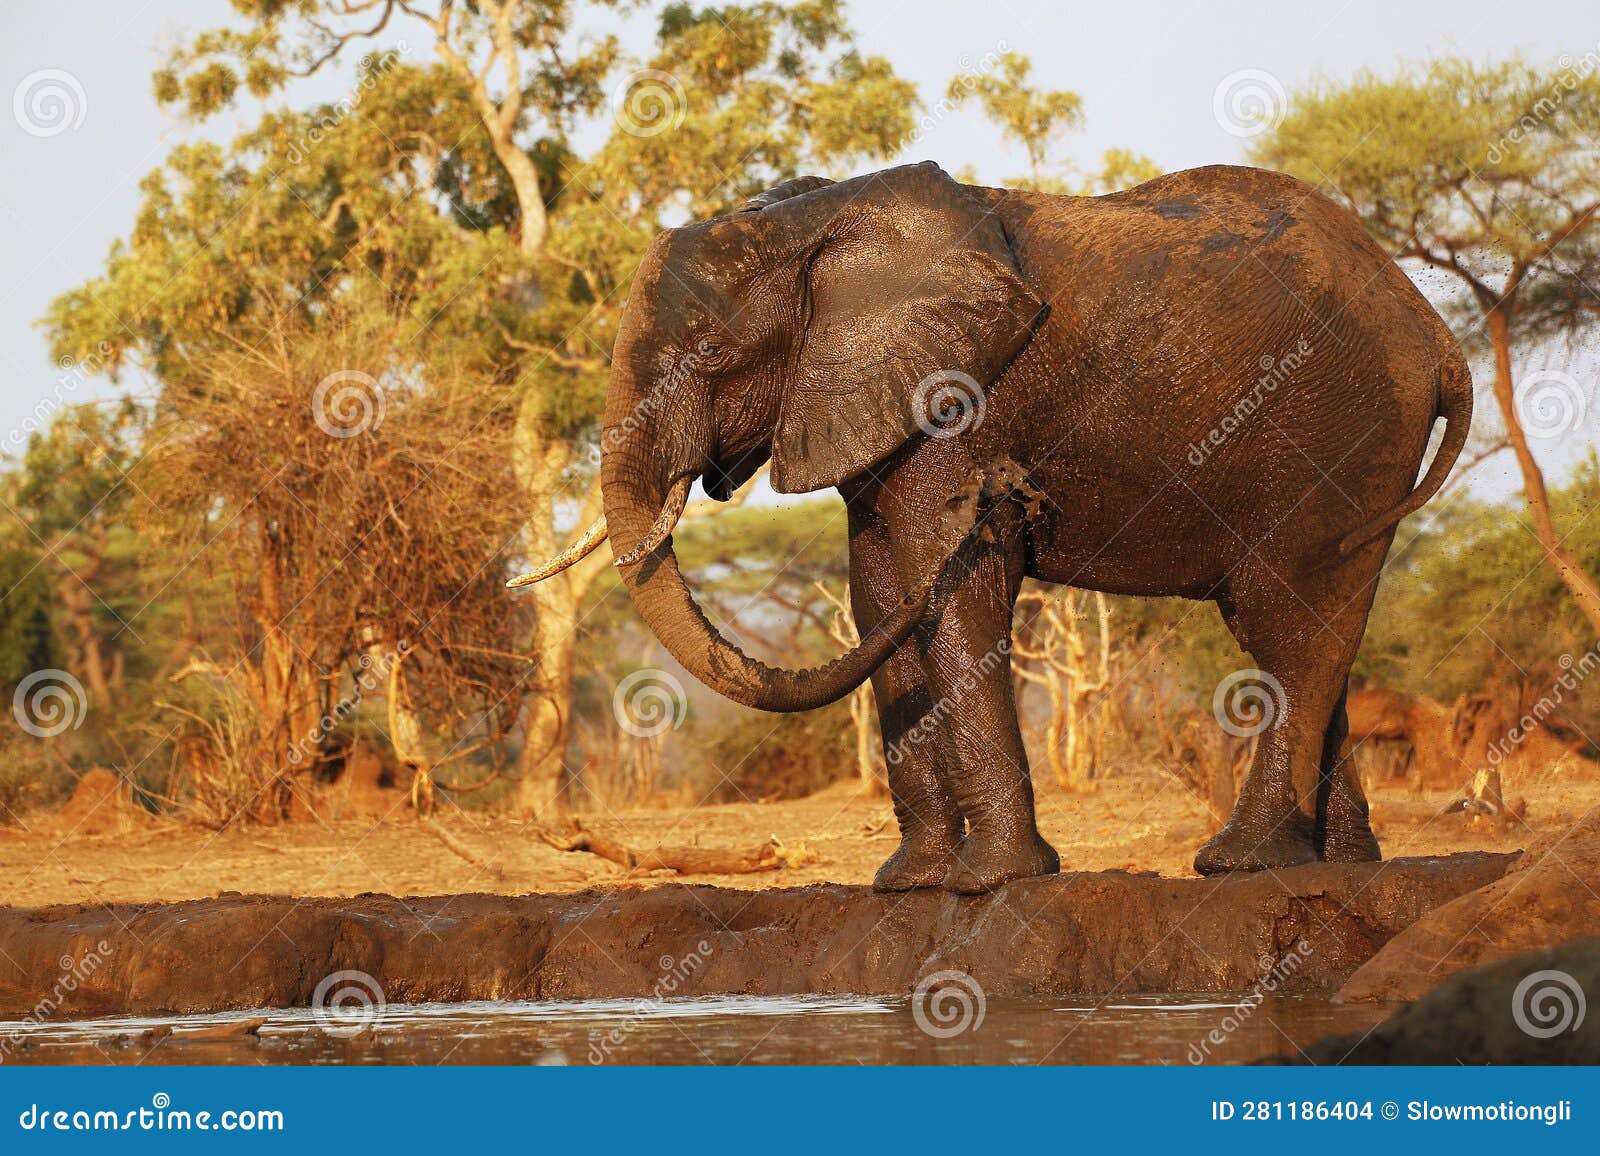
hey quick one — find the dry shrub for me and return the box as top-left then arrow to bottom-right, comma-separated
701,702 -> 861,803
1168,709 -> 1251,827
0,738 -> 73,824
571,718 -> 673,812
161,671 -> 292,827
134,313 -> 529,824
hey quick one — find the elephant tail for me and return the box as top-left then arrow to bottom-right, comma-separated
1306,351 -> 1474,571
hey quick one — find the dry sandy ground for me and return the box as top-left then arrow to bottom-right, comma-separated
3,767 -> 1595,909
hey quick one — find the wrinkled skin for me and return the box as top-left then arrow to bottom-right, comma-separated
583,162 -> 1471,893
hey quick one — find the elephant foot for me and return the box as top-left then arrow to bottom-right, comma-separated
1317,798 -> 1382,864
942,827 -> 1060,894
1194,810 -> 1316,876
1319,827 -> 1382,864
872,829 -> 962,892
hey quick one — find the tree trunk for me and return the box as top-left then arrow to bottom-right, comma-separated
1060,592 -> 1111,792
51,527 -> 117,708
518,596 -> 577,817
255,526 -> 324,819
1012,595 -> 1072,789
384,647 -> 432,815
433,0 -> 548,258
850,683 -> 885,795
497,140 -> 548,256
817,582 -> 886,796
1042,668 -> 1070,787
1487,307 -> 1600,635
512,403 -> 609,819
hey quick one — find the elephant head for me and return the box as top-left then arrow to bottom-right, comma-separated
511,162 -> 1046,710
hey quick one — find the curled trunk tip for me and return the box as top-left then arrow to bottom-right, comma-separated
614,474 -> 693,568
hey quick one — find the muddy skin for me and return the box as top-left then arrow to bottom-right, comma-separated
1316,702 -> 1385,864
1195,806 -> 1319,876
528,162 -> 1471,892
945,830 -> 1063,895
871,833 -> 962,892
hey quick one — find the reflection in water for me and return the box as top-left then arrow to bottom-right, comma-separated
0,993 -> 1390,1066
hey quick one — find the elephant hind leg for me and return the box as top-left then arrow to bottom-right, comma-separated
1194,539 -> 1390,875
1316,684 -> 1382,862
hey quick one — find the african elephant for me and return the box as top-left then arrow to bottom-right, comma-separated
513,161 -> 1471,894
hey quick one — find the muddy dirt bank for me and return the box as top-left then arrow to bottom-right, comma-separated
0,853 -> 1511,1018
1286,938 -> 1600,1064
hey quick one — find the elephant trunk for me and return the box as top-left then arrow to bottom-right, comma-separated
602,378 -> 927,714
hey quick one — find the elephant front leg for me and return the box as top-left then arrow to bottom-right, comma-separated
848,507 -> 965,892
914,526 -> 1059,894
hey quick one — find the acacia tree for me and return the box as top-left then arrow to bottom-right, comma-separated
116,1 -> 917,815
1255,59 -> 1600,635
153,0 -> 626,259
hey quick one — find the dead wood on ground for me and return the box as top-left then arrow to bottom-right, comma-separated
530,819 -> 818,876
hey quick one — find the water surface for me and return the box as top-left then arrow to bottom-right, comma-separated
1,993 -> 1389,1065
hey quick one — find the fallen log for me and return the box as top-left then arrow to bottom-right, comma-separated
423,818 -> 508,880
530,819 -> 815,876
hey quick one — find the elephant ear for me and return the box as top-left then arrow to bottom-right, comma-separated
755,162 -> 1047,494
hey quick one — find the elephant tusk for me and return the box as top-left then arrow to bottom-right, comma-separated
507,516 -> 609,588
613,475 -> 694,568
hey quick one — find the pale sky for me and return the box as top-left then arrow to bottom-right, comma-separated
3,0 -> 1598,503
